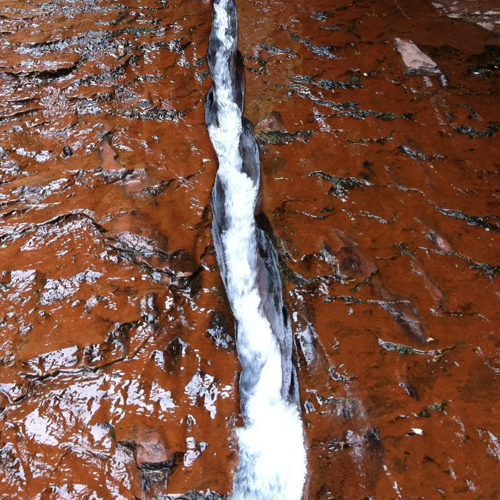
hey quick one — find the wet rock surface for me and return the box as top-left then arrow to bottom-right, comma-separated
0,0 -> 237,497
239,0 -> 500,497
0,0 -> 499,498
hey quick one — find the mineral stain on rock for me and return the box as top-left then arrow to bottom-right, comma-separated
0,0 -> 499,498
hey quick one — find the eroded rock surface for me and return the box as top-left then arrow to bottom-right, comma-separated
0,0 -> 237,497
0,0 -> 499,498
235,0 -> 500,498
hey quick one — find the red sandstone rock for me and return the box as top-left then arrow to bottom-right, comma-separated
0,0 -> 499,498
256,111 -> 288,133
132,426 -> 172,469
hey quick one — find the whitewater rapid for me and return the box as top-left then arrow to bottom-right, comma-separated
205,1 -> 307,499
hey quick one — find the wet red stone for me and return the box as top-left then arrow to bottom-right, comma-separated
237,0 -> 500,498
0,0 -> 499,498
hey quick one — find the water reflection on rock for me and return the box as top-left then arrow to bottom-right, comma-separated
0,0 -> 499,497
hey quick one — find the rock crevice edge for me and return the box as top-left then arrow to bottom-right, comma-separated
204,0 -> 307,499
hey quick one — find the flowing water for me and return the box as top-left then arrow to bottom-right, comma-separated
205,1 -> 307,498
1,0 -> 499,497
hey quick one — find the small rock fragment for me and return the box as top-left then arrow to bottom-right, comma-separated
256,111 -> 288,133
395,38 -> 448,86
99,141 -> 127,183
133,427 -> 172,469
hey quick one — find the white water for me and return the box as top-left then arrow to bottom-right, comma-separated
206,1 -> 307,499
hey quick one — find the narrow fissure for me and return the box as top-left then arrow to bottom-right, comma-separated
205,0 -> 307,499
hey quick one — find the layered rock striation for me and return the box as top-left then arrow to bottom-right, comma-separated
0,0 -> 499,498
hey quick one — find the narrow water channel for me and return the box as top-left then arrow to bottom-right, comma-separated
205,1 -> 307,498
